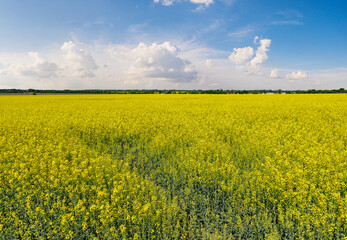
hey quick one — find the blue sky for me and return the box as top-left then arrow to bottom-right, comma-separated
0,0 -> 346,90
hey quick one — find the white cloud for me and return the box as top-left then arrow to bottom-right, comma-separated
253,36 -> 259,45
286,71 -> 308,80
193,5 -> 206,12
270,68 -> 279,78
154,0 -> 214,7
228,25 -> 256,39
272,20 -> 303,25
153,0 -> 175,6
205,59 -> 214,68
248,39 -> 271,69
15,52 -> 60,78
190,0 -> 214,6
61,41 -> 98,78
1,37 -> 345,90
276,10 -> 303,19
227,37 -> 271,76
228,47 -> 254,65
128,23 -> 147,33
199,20 -> 220,34
0,63 -> 11,77
273,10 -> 304,26
112,42 -> 198,82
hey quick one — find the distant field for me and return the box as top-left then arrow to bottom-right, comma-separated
0,94 -> 346,239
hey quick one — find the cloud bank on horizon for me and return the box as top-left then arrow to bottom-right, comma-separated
0,0 -> 346,90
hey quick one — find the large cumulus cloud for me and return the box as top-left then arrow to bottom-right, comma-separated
112,42 -> 198,83
16,52 -> 60,78
228,37 -> 271,71
61,41 -> 98,78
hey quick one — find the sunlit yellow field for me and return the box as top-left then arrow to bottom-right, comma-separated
0,94 -> 346,239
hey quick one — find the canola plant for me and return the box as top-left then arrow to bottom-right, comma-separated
0,94 -> 346,239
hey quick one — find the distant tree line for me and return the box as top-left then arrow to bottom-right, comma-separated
0,88 -> 346,95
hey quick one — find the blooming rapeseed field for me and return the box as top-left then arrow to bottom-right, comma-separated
0,94 -> 346,239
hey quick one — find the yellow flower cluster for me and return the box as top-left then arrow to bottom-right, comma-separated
0,94 -> 346,239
